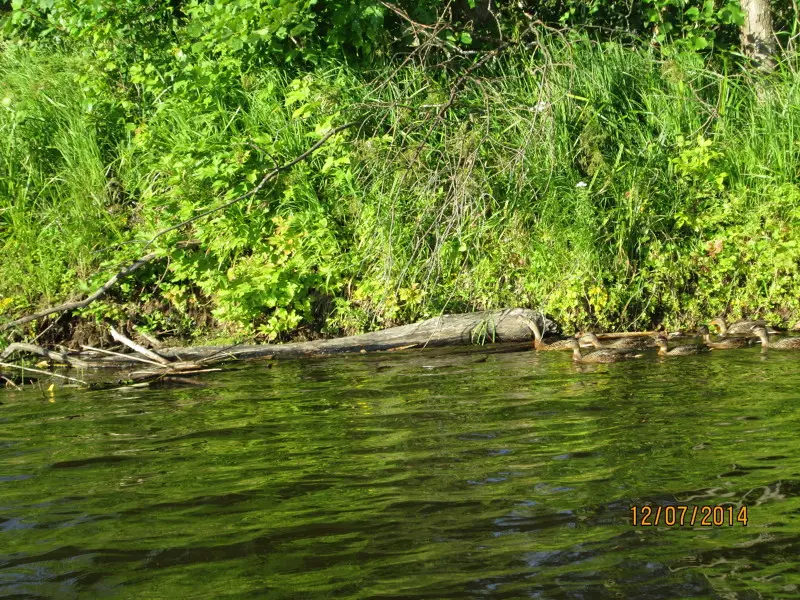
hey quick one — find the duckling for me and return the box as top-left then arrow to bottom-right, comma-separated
751,326 -> 800,350
697,325 -> 750,349
654,335 -> 711,356
523,317 -> 575,351
566,339 -> 643,364
710,317 -> 770,337
578,332 -> 653,350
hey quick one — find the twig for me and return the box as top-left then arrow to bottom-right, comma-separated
81,345 -> 167,367
133,328 -> 163,348
1,375 -> 22,390
109,327 -> 171,365
0,252 -> 159,331
576,331 -> 660,339
0,361 -> 87,385
0,343 -> 90,367
130,367 -> 222,378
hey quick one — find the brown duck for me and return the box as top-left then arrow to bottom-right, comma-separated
697,326 -> 750,349
578,332 -> 653,350
654,335 -> 711,356
566,339 -> 643,363
710,317 -> 770,337
523,317 -> 575,351
751,326 -> 800,350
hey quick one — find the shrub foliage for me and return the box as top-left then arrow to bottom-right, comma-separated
1,1 -> 799,342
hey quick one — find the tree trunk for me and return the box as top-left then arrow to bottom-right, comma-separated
740,0 -> 777,70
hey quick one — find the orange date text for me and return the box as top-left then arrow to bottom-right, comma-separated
630,504 -> 748,527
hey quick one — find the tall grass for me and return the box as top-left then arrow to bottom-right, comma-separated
341,39 -> 800,330
0,46 -> 124,306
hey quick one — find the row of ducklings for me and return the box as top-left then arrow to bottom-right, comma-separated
525,317 -> 800,364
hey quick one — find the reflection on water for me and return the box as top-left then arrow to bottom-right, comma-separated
1,343 -> 800,598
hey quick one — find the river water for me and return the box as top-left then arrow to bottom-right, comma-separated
1,342 -> 800,598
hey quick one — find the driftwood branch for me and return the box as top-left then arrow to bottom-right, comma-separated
0,252 -> 159,332
0,343 -> 90,367
109,327 -> 171,365
0,361 -> 87,385
576,330 -> 661,339
81,345 -> 167,367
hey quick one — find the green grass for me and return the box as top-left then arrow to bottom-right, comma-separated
2,35 -> 800,342
0,47 -> 126,307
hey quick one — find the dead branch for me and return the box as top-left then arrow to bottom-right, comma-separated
0,252 -> 159,332
129,367 -> 222,381
109,327 -> 171,365
0,361 -> 88,385
1,121 -> 357,335
0,343 -> 90,368
81,345 -> 167,367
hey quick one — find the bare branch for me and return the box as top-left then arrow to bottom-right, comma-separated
109,327 -> 172,365
0,361 -> 88,385
0,343 -> 90,368
0,252 -> 159,332
1,122 -> 359,334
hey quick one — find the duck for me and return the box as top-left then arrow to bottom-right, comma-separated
566,339 -> 643,363
654,335 -> 711,356
523,317 -> 575,351
697,325 -> 750,349
578,332 -> 653,350
751,326 -> 800,350
710,317 -> 770,337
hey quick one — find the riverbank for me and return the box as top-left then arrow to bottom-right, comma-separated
2,37 -> 800,348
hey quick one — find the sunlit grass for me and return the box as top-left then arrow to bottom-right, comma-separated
2,36 -> 800,339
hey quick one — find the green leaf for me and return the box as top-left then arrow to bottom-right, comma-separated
186,21 -> 204,37
460,32 -> 472,45
689,35 -> 708,50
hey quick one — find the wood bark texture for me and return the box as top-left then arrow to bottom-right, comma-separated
740,0 -> 777,70
76,308 -> 556,363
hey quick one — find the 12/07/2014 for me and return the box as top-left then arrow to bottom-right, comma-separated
630,504 -> 747,527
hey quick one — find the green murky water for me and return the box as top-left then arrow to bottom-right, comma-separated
2,343 -> 800,599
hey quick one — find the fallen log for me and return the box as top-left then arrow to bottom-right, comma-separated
0,343 -> 91,368
75,307 -> 555,363
0,309 -> 555,390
